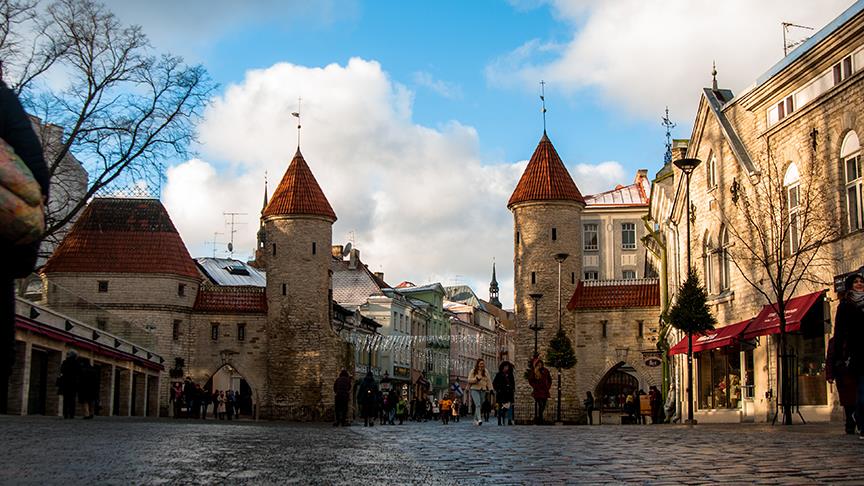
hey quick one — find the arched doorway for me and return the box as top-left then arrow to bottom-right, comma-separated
595,362 -> 640,411
205,364 -> 255,417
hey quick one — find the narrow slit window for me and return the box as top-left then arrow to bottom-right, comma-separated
552,227 -> 557,241
282,283 -> 287,296
312,242 -> 317,255
531,272 -> 536,284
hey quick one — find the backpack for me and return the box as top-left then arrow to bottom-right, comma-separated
0,137 -> 44,245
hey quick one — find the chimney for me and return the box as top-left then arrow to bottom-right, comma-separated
348,248 -> 360,270
671,139 -> 689,162
373,272 -> 384,281
331,245 -> 344,258
635,169 -> 649,183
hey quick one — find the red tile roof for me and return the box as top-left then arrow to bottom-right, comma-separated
194,285 -> 267,314
42,198 -> 200,279
507,132 -> 585,208
567,279 -> 660,310
263,149 -> 336,221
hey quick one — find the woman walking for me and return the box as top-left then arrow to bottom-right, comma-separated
527,357 -> 552,425
493,361 -> 515,425
468,358 -> 493,426
832,273 -> 864,437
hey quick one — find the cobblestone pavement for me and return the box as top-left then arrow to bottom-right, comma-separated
1,415 -> 862,485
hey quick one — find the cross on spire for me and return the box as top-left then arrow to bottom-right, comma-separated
540,80 -> 548,133
661,106 -> 676,165
712,61 -> 718,91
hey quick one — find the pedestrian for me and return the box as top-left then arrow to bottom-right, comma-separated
77,357 -> 98,419
648,386 -> 663,424
527,356 -> 552,425
183,377 -> 195,418
387,389 -> 398,425
0,78 -> 50,415
583,391 -> 595,425
58,350 -> 80,419
170,382 -> 183,418
831,272 -> 864,437
467,358 -> 493,426
665,385 -> 678,424
226,389 -> 235,420
358,371 -> 378,427
440,395 -> 452,424
827,337 -> 857,434
200,386 -> 211,420
493,361 -> 515,425
451,397 -> 460,423
623,393 -> 636,423
234,389 -> 242,419
396,395 -> 408,425
333,368 -> 352,426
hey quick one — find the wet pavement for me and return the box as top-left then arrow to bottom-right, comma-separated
1,415 -> 862,485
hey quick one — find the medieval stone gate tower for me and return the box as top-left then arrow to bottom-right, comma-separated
508,132 -> 585,421
261,148 -> 343,420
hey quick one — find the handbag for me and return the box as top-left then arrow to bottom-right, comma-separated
0,136 -> 45,245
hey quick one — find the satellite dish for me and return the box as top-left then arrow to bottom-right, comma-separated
342,242 -> 352,257
227,242 -> 234,253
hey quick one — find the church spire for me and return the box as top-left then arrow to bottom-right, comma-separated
489,260 -> 502,308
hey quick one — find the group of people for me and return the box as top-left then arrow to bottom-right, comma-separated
170,378 -> 243,420
57,350 -> 100,419
827,273 -> 864,439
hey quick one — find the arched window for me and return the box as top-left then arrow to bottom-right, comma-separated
703,233 -> 715,294
719,226 -> 731,291
842,131 -> 862,232
706,151 -> 718,189
784,162 -> 801,254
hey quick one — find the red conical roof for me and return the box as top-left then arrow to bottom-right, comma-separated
507,132 -> 584,208
263,149 -> 336,221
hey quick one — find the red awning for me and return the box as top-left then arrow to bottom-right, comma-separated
741,291 -> 825,341
668,320 -> 752,356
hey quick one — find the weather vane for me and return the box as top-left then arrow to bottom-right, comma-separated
540,80 -> 547,133
661,106 -> 676,165
291,97 -> 302,148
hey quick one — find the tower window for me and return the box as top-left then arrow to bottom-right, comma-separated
516,231 -> 520,244
637,320 -> 644,338
97,319 -> 107,331
601,320 -> 607,338
282,283 -> 287,296
272,243 -> 277,256
97,280 -> 108,293
571,272 -> 575,284
177,283 -> 186,297
552,227 -> 557,241
210,323 -> 219,341
237,323 -> 246,342
531,272 -> 536,285
312,242 -> 317,255
173,320 -> 181,341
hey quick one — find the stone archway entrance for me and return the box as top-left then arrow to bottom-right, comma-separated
595,362 -> 641,411
205,364 -> 256,418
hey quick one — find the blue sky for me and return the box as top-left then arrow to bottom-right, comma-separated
110,0 -> 853,308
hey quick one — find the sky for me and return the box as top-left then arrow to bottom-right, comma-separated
107,0 -> 854,309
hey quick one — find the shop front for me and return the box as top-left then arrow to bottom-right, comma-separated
669,290 -> 829,423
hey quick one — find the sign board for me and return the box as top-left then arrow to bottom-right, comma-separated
644,357 -> 661,367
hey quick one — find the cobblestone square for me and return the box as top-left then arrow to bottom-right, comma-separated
1,416 -> 862,485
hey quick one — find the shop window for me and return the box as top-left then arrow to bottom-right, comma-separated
789,333 -> 827,406
697,349 -> 742,409
842,131 -> 862,232
621,223 -> 636,250
743,349 -> 755,399
583,224 -> 598,251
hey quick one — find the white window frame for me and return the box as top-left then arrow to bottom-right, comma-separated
719,227 -> 731,292
622,270 -> 637,280
843,131 -> 863,232
583,223 -> 599,251
584,271 -> 599,281
621,223 -> 636,250
703,236 -> 715,295
707,153 -> 717,189
784,162 -> 801,255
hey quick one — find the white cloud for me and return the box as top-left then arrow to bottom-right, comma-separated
572,161 -> 627,196
412,71 -> 464,100
489,0 -> 854,120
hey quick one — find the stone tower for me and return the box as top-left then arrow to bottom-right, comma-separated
507,131 -> 585,422
262,148 -> 342,420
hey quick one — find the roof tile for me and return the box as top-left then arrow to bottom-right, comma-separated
507,132 -> 585,208
567,279 -> 660,310
193,285 -> 267,313
263,149 -> 336,221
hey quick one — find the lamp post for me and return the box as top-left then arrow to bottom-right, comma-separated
673,157 -> 701,425
553,253 -> 569,424
528,292 -> 543,424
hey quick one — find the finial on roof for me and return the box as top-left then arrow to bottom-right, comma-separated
661,106 -> 676,165
290,97 -> 302,149
262,171 -> 268,213
712,61 -> 718,91
540,80 -> 548,134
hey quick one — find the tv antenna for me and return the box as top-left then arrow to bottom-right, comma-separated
207,232 -> 225,258
223,212 -> 247,257
782,22 -> 814,56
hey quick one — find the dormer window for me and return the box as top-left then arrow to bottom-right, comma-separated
227,264 -> 249,276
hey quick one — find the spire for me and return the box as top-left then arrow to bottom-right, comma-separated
263,149 -> 337,222
712,61 -> 718,91
661,107 -> 676,165
540,80 -> 547,134
262,171 -> 269,214
507,132 -> 585,208
489,260 -> 502,308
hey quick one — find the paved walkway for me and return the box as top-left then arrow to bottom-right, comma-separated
0,416 -> 862,484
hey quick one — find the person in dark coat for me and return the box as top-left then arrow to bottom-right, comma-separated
493,360 -> 515,425
527,357 -> 552,425
583,391 -> 595,425
827,337 -> 857,434
58,350 -> 80,419
357,371 -> 378,427
832,273 -> 864,437
77,357 -> 98,419
333,369 -> 352,426
0,79 -> 49,414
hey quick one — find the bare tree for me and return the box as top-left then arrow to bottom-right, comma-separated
1,0 -> 215,249
719,128 -> 839,425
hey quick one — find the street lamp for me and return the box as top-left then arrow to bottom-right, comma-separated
553,253 -> 569,424
528,292 -> 543,425
673,157 -> 701,426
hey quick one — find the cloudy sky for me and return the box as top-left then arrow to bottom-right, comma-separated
111,0 -> 853,308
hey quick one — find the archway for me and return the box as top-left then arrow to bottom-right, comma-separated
594,362 -> 641,411
205,364 -> 257,418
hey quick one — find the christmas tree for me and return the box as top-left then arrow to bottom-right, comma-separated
546,327 -> 576,371
668,268 -> 716,336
